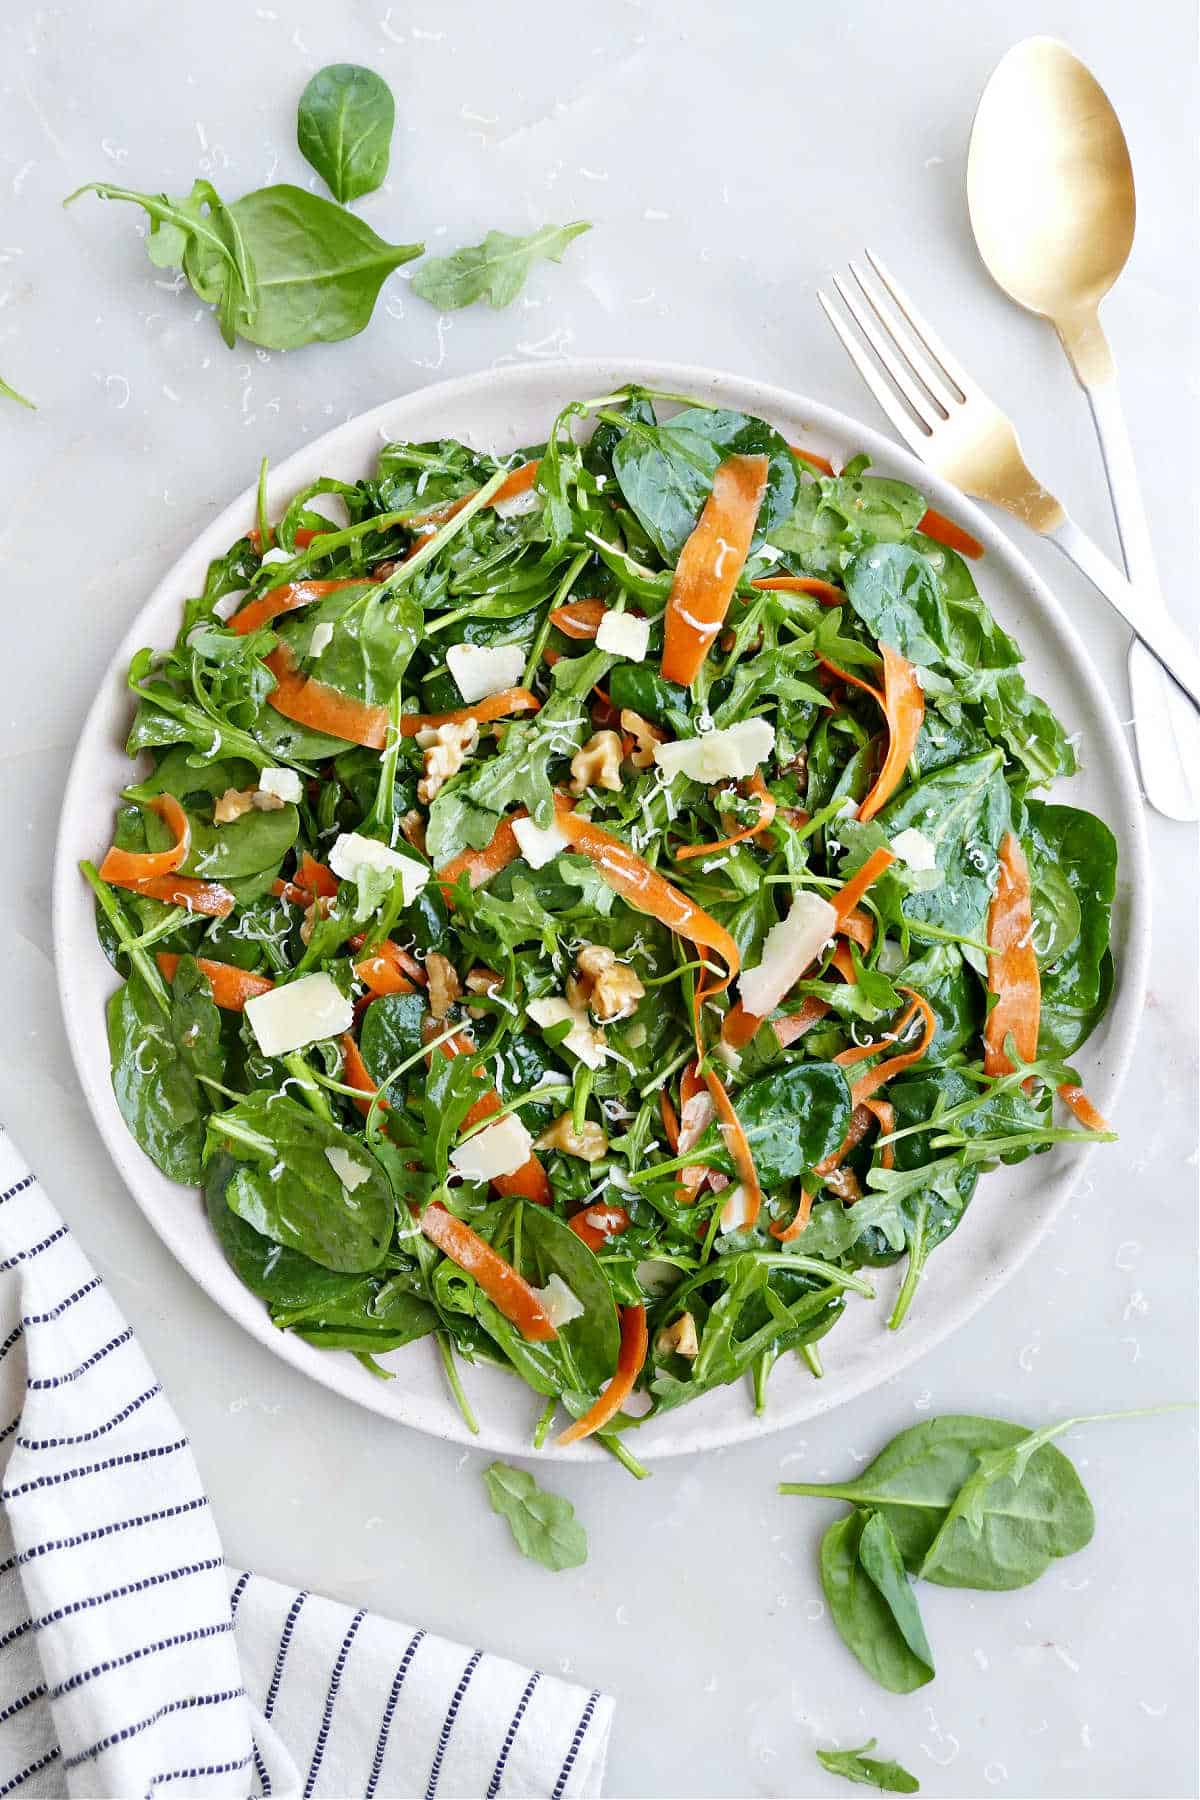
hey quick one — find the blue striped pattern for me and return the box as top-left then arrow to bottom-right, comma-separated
1,1127 -> 613,1796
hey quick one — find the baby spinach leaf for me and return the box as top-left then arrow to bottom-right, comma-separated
783,1415 -> 1093,1588
205,1151 -> 366,1310
276,580 -> 420,704
483,1461 -> 588,1571
1022,801 -> 1117,1057
519,1203 -> 620,1392
877,752 -> 1010,962
297,64 -> 395,204
611,407 -> 798,561
606,665 -> 695,737
845,544 -> 949,668
209,1091 -> 394,1272
182,804 -> 299,881
359,992 -> 428,1103
708,1062 -> 852,1187
0,373 -> 35,411
857,1511 -> 935,1674
820,1510 -> 933,1693
412,221 -> 591,310
107,958 -> 223,1183
815,1739 -> 919,1793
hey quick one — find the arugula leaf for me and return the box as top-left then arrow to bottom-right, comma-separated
819,1510 -> 933,1693
0,373 -> 35,411
297,64 -> 395,204
816,1739 -> 919,1793
411,222 -> 591,310
483,1462 -> 588,1570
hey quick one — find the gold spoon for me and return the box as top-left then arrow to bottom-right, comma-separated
968,36 -> 1198,821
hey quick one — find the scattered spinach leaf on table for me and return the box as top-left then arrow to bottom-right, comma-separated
819,1509 -> 933,1693
483,1461 -> 588,1571
297,63 -> 395,204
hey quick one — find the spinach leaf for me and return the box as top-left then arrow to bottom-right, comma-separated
1022,801 -> 1118,1057
774,471 -> 927,568
815,1740 -> 919,1793
0,374 -> 35,411
820,1510 -> 933,1693
611,407 -> 798,561
276,580 -> 420,704
181,805 -> 299,882
205,1151 -> 366,1310
209,1092 -> 394,1272
297,64 -> 395,204
519,1203 -> 620,1392
359,992 -> 428,1103
877,752 -> 1011,961
844,544 -> 949,668
704,1062 -> 852,1187
107,959 -> 222,1183
606,664 -> 694,737
483,1461 -> 588,1571
856,1511 -> 935,1674
412,222 -> 591,310
783,1415 -> 1093,1588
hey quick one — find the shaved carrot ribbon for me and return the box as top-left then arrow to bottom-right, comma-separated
408,459 -> 540,531
674,1062 -> 716,1204
272,852 -> 337,906
436,810 -> 525,897
751,575 -> 845,606
557,1304 -> 647,1445
919,506 -> 983,560
99,794 -> 190,886
265,644 -> 389,749
1057,1084 -> 1109,1132
983,833 -> 1040,1078
674,770 -> 777,860
155,953 -> 273,1011
834,986 -> 936,1108
568,1204 -> 631,1251
228,577 -> 366,637
352,937 -> 428,999
661,454 -> 769,685
340,1033 -> 384,1118
549,597 -> 607,640
124,874 -> 235,917
421,1203 -> 557,1342
864,1097 -> 896,1171
246,524 -> 328,552
397,689 -> 541,737
791,445 -> 836,476
831,846 -> 896,928
858,643 -> 925,821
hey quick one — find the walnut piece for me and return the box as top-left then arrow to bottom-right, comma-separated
569,729 -> 623,795
416,718 -> 479,804
571,943 -> 645,1024
399,808 -> 428,856
213,787 -> 255,824
822,1165 -> 862,1203
425,951 -> 461,1019
656,1311 -> 700,1359
620,708 -> 664,771
535,1112 -> 609,1163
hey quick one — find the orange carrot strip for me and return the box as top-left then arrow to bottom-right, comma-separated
568,1204 -> 631,1251
919,506 -> 984,560
247,524 -> 328,552
408,459 -> 540,531
352,937 -> 428,998
272,851 -> 339,907
439,1035 -> 552,1204
790,445 -> 836,476
858,643 -> 925,823
864,1097 -> 896,1171
549,598 -> 607,640
126,874 -> 235,918
421,1203 -> 557,1341
661,454 -> 770,685
818,653 -> 884,710
772,997 -> 831,1046
228,578 -> 365,637
983,833 -> 1040,1078
557,1304 -> 647,1445
1057,1083 -> 1109,1132
839,988 -> 936,1108
265,644 -> 389,749
397,689 -> 540,737
99,794 -> 190,886
674,770 -> 777,860
436,810 -> 526,898
751,575 -> 845,606
340,1033 -> 384,1118
831,846 -> 896,928
839,907 -> 874,950
672,1061 -> 715,1205
658,1087 -> 680,1151
769,1188 -> 815,1243
155,953 -> 273,1011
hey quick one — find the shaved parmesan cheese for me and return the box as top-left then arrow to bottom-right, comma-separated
257,767 -> 302,804
446,641 -> 526,704
527,995 -> 607,1070
449,1114 -> 533,1183
595,610 -> 650,662
324,1146 -> 371,1192
245,973 -> 353,1058
653,718 -> 775,784
531,1273 -> 585,1327
308,621 -> 334,658
738,890 -> 838,1017
329,832 -> 428,904
212,587 -> 248,621
494,486 -> 542,521
512,815 -> 569,869
890,826 -> 938,871
719,1184 -> 754,1233
259,546 -> 291,568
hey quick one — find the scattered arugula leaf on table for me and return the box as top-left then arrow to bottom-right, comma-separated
1,373 -> 35,410
816,1739 -> 919,1793
483,1462 -> 588,1571
297,63 -> 395,203
411,221 -> 592,310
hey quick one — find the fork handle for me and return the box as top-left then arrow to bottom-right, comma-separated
1084,376 -> 1200,819
1046,514 -> 1200,713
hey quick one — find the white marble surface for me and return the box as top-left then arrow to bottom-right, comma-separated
1,3 -> 1196,1796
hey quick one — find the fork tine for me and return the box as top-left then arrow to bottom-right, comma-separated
832,271 -> 947,429
847,260 -> 963,419
816,289 -> 932,456
863,248 -> 976,401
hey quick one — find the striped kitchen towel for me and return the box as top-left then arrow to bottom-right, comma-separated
0,1128 -> 613,1799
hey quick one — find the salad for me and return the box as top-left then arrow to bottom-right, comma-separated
85,386 -> 1118,1466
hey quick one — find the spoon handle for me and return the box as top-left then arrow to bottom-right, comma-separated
1084,375 -> 1200,819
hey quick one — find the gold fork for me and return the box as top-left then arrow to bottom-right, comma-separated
818,249 -> 1200,711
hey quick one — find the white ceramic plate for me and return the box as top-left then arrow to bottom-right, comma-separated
52,358 -> 1149,1461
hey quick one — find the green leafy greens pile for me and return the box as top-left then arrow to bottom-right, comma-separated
85,385 -> 1118,1462
65,62 -> 590,351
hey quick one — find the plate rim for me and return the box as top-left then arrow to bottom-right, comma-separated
51,354 -> 1151,1461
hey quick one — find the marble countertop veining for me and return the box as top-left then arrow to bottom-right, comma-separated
0,2 -> 1196,1795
